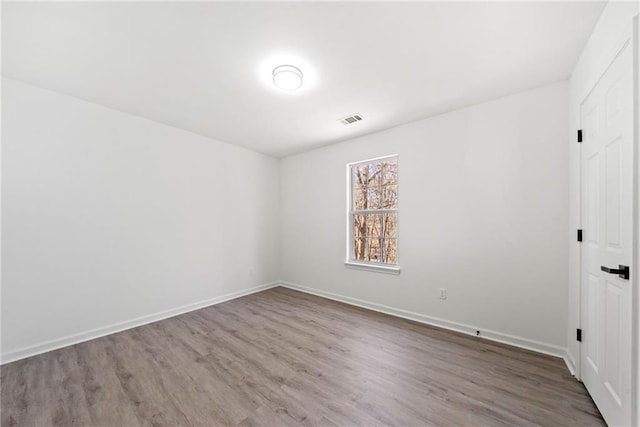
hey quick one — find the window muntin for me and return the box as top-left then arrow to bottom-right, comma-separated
348,156 -> 398,266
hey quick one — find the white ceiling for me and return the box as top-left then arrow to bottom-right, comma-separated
2,1 -> 605,158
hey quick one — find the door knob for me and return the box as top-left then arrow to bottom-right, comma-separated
601,265 -> 630,280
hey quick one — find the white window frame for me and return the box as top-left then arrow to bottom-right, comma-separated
345,154 -> 400,274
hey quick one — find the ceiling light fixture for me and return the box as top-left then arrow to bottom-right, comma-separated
272,65 -> 303,91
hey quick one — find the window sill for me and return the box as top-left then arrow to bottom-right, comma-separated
344,262 -> 401,275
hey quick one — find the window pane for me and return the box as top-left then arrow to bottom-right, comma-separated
381,185 -> 397,209
367,238 -> 381,263
353,214 -> 367,238
382,238 -> 397,264
353,163 -> 382,187
353,186 -> 367,210
352,165 -> 368,188
382,160 -> 398,185
382,213 -> 397,239
366,186 -> 381,209
368,214 -> 382,238
368,162 -> 383,186
353,237 -> 366,261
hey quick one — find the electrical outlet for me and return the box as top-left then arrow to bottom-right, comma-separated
439,288 -> 447,300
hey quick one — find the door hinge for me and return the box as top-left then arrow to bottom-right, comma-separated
577,129 -> 583,143
577,328 -> 582,342
577,229 -> 583,242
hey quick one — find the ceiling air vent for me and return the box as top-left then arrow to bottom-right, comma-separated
338,113 -> 364,125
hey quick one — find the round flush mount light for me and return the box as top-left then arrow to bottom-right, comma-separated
272,65 -> 303,91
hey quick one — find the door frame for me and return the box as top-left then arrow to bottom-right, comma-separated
577,16 -> 639,425
632,14 -> 639,426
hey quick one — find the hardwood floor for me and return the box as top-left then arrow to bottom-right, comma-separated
1,287 -> 604,426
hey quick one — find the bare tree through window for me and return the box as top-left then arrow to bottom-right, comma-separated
349,156 -> 398,264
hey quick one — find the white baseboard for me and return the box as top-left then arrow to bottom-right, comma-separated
1,282 -> 279,365
279,281 -> 568,360
563,351 -> 578,378
3,280 -> 575,375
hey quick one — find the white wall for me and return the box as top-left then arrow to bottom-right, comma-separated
1,78 -> 279,362
280,82 -> 569,354
566,1 -> 639,379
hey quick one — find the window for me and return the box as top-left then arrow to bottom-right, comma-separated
346,155 -> 399,273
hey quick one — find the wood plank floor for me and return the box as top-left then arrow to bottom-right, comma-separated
1,287 -> 604,426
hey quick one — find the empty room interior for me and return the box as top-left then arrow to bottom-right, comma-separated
2,1 -> 640,426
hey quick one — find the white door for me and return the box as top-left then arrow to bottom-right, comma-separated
580,40 -> 633,427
